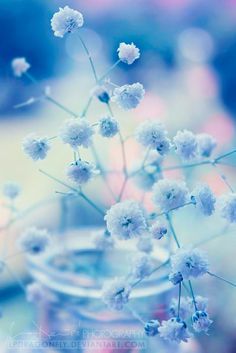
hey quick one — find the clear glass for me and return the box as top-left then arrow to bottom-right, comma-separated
26,226 -> 173,352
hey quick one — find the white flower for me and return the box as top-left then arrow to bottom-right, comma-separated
192,311 -> 213,333
218,193 -> 236,223
131,254 -> 155,279
98,116 -> 119,138
105,200 -> 147,240
112,83 -> 145,110
22,133 -> 51,161
196,133 -> 217,158
51,6 -> 84,38
18,227 -> 51,255
117,42 -> 140,65
102,277 -> 131,310
60,119 -> 94,149
159,318 -> 191,344
170,248 -> 209,280
67,160 -> 99,185
12,57 -> 30,77
173,130 -> 198,161
152,179 -> 189,212
191,184 -> 216,216
136,120 -> 170,155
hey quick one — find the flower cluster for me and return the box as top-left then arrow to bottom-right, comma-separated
8,5 -> 236,347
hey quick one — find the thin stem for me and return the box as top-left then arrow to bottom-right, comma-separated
39,169 -> 105,216
177,282 -> 182,319
98,59 -> 121,83
79,191 -> 105,216
212,162 -> 234,192
126,305 -> 145,325
45,96 -> 78,118
152,201 -> 194,219
131,260 -> 170,289
215,149 -> 236,162
188,280 -> 197,311
207,271 -> 236,288
78,34 -> 98,83
166,213 -> 181,248
162,160 -> 211,171
80,95 -> 93,118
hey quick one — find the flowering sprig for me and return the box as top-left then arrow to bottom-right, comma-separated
6,4 -> 236,346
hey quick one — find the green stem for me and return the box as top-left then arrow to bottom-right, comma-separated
165,213 -> 181,248
78,34 -> 98,83
188,280 -> 197,311
98,59 -> 121,83
207,271 -> 236,288
45,96 -> 78,118
80,95 -> 93,118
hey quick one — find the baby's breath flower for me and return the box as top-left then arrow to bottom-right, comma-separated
170,248 -> 209,280
102,277 -> 131,311
3,182 -> 21,199
150,221 -> 168,240
117,42 -> 140,65
92,230 -> 114,250
144,320 -> 160,337
173,130 -> 198,161
22,134 -> 51,161
60,119 -> 94,149
92,86 -> 110,104
152,179 -> 189,213
18,227 -> 51,255
197,133 -> 217,158
159,318 -> 191,344
191,184 -> 216,216
98,116 -> 119,138
67,160 -> 99,185
219,193 -> 236,223
137,236 -> 153,253
112,83 -> 145,110
12,57 -> 30,77
136,121 -> 170,155
105,200 -> 147,240
51,6 -> 84,38
169,272 -> 183,285
169,297 -> 192,320
192,311 -> 213,333
131,254 -> 154,279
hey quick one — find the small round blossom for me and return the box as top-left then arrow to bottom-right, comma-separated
102,277 -> 131,311
218,193 -> 236,223
12,57 -> 30,77
3,182 -> 21,199
51,6 -> 84,38
135,121 -> 170,155
137,236 -> 153,253
191,184 -> 216,216
117,42 -> 140,65
169,297 -> 192,320
159,318 -> 191,344
92,86 -> 110,103
197,133 -> 217,158
150,221 -> 168,240
67,160 -> 99,185
152,179 -> 189,213
22,134 -> 51,161
60,119 -> 94,149
170,248 -> 209,280
173,130 -> 198,161
144,320 -> 160,337
18,227 -> 51,255
98,116 -> 119,138
131,254 -> 154,279
105,200 -> 147,240
192,311 -> 213,333
92,230 -> 114,251
169,272 -> 183,285
112,83 -> 145,110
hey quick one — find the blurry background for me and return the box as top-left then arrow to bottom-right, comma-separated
1,0 -> 236,352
